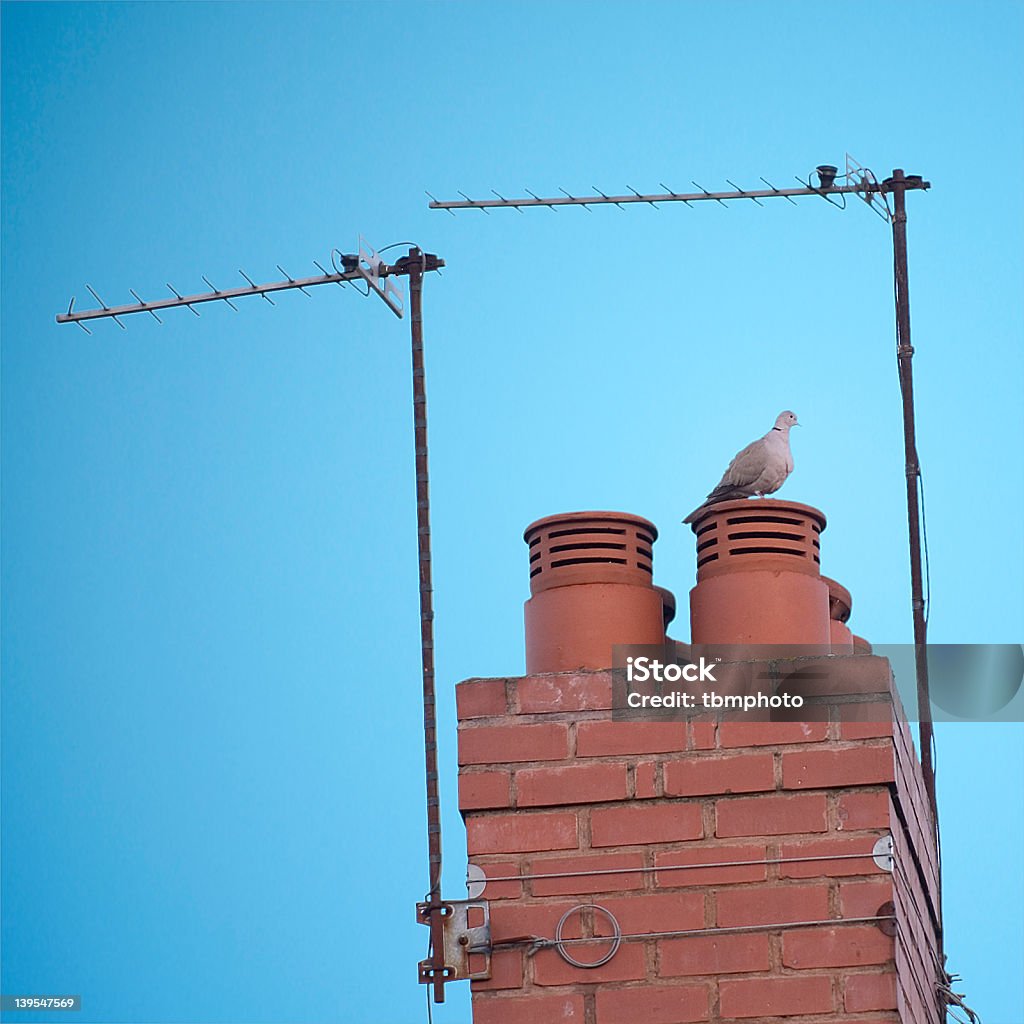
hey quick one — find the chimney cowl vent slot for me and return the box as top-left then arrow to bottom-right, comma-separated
687,499 -> 827,581
524,510 -> 660,594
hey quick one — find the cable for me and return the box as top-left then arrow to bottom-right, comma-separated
939,973 -> 981,1024
494,913 -> 896,953
892,267 -> 928,637
330,248 -> 371,295
919,465 -> 939,895
919,470 -> 932,625
892,219 -> 940,866
893,859 -> 940,939
895,265 -> 942,914
892,860 -> 945,978
423,933 -> 434,1024
469,847 -> 895,887
801,170 -> 847,209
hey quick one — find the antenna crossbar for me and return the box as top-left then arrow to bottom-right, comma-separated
55,238 -> 447,328
58,266 -> 366,326
428,178 -> 929,212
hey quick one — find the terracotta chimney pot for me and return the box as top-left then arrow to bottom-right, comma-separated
523,511 -> 666,673
824,575 -> 855,653
688,498 -> 831,648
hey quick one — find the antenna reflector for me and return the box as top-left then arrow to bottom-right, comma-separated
356,236 -> 405,319
846,153 -> 892,222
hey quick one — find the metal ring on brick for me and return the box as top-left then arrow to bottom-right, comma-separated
554,904 -> 622,968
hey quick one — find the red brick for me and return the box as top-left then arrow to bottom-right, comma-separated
655,844 -> 767,887
784,924 -> 893,968
782,831 -> 888,880
719,975 -> 834,1018
577,720 -> 686,756
664,752 -> 775,797
592,802 -> 703,847
719,720 -> 828,747
489,899 -> 579,942
839,878 -> 893,919
836,789 -> 892,831
839,701 -> 896,739
659,933 -> 771,977
636,760 -> 659,798
716,793 -> 827,837
517,671 -> 613,712
596,983 -> 710,1024
699,658 -> 760,697
844,970 -> 898,1011
517,762 -> 628,807
471,949 -> 522,990
470,860 -> 523,899
456,678 -> 507,719
782,744 -> 895,789
459,770 -> 511,810
777,655 -> 893,697
828,1020 -> 899,1024
830,1020 -> 899,1024
467,811 -> 578,855
690,719 -> 716,750
780,837 -> 886,878
459,722 -> 569,765
715,882 -> 829,927
599,892 -> 704,934
533,940 -> 646,985
529,851 -> 645,896
473,992 -> 585,1024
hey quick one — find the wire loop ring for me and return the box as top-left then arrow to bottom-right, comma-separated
554,904 -> 622,969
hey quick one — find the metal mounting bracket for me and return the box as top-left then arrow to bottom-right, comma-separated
416,899 -> 492,985
872,834 -> 895,872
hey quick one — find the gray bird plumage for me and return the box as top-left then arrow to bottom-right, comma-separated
683,411 -> 799,524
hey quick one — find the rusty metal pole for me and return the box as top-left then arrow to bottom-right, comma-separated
405,248 -> 448,1002
888,170 -> 938,832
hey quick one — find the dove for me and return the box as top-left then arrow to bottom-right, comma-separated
683,411 -> 799,524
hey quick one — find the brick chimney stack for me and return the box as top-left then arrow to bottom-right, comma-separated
456,502 -> 942,1023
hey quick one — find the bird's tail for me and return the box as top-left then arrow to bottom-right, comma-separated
682,486 -> 750,525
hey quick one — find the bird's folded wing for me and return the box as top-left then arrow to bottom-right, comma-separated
721,439 -> 770,487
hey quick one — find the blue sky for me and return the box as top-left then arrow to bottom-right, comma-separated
2,2 -> 1022,1022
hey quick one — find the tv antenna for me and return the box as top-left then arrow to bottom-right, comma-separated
427,154 -> 902,219
54,235 -> 471,1003
428,155 -> 938,833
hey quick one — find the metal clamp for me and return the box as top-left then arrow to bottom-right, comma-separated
416,899 -> 492,984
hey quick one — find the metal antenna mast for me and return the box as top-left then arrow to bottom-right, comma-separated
54,236 -> 467,1002
428,158 -> 938,828
888,169 -> 935,821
